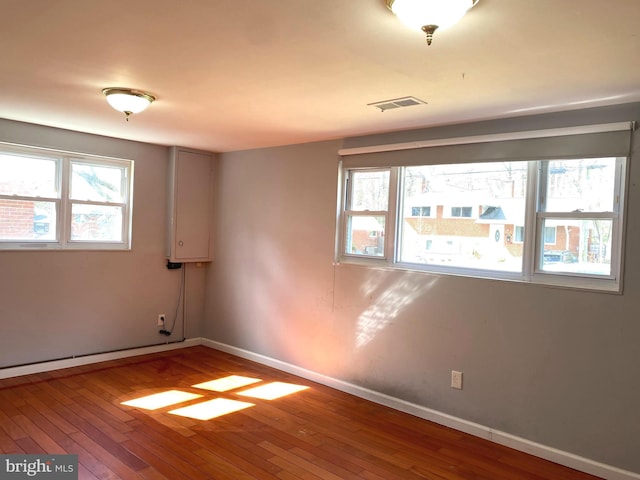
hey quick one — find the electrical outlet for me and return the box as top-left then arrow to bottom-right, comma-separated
451,370 -> 463,390
157,314 -> 166,326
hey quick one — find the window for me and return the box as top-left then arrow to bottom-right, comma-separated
537,157 -> 620,277
450,206 -> 473,218
337,123 -> 631,292
543,226 -> 557,244
343,169 -> 390,257
411,206 -> 432,217
397,162 -> 527,272
0,144 -> 133,250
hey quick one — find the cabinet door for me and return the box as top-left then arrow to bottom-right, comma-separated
172,150 -> 213,261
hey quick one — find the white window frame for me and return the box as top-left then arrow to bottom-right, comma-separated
0,143 -> 134,251
336,157 -> 627,293
341,168 -> 397,261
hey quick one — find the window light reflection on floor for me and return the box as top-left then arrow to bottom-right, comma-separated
192,375 -> 261,392
169,398 -> 255,420
121,390 -> 203,410
237,382 -> 309,400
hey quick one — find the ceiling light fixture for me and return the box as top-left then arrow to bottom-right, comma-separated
102,87 -> 156,121
385,0 -> 479,45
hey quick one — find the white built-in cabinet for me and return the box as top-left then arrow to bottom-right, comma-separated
167,147 -> 214,262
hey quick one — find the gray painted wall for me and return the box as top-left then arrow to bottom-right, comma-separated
205,104 -> 640,473
1,103 -> 638,473
0,119 -> 205,367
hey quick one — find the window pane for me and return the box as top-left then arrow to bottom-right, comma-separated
540,218 -> 612,276
514,226 -> 524,243
399,163 -> 527,272
345,215 -> 385,256
70,204 -> 123,241
544,158 -> 617,212
71,163 -> 124,202
451,206 -> 473,218
411,206 -> 432,217
543,226 -> 557,244
349,170 -> 389,211
0,153 -> 57,197
0,199 -> 56,240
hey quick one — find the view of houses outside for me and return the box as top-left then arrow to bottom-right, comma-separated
0,152 -> 124,242
0,154 -> 57,240
399,161 -> 527,272
346,158 -> 617,276
345,170 -> 389,257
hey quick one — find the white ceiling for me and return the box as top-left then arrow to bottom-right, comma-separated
2,0 -> 639,152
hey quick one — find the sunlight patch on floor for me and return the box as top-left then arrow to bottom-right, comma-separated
120,377 -> 310,420
237,381 -> 309,400
192,375 -> 261,392
121,390 -> 203,410
169,398 -> 255,420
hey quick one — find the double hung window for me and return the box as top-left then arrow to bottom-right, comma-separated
0,143 -> 134,250
337,123 -> 632,292
343,169 -> 392,257
536,157 -> 621,277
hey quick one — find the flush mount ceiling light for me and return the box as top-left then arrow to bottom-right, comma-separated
102,87 -> 156,121
385,0 -> 479,45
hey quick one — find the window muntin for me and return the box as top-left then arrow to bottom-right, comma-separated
339,156 -> 626,291
0,144 -> 133,250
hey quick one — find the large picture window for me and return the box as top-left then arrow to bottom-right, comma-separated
0,144 -> 134,250
337,123 -> 631,292
398,162 -> 527,273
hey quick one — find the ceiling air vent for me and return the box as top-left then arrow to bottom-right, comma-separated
368,96 -> 427,112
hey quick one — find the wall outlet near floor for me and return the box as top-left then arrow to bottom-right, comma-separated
157,314 -> 166,326
451,370 -> 463,390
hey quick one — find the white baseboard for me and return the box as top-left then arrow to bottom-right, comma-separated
202,339 -> 640,480
0,338 -> 202,380
2,337 -> 638,480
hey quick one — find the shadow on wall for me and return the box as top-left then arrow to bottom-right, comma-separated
355,272 -> 438,349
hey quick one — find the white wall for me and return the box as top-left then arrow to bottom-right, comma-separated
0,119 -> 205,367
205,104 -> 640,474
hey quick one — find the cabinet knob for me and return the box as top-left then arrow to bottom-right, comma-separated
178,240 -> 184,247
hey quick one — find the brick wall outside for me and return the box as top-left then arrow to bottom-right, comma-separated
0,199 -> 36,239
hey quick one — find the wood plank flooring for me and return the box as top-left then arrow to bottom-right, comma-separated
0,346 -> 602,479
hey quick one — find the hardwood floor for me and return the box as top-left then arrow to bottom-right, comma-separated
0,346 -> 602,480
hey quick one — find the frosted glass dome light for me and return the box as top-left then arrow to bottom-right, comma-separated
385,0 -> 479,45
102,88 -> 156,121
